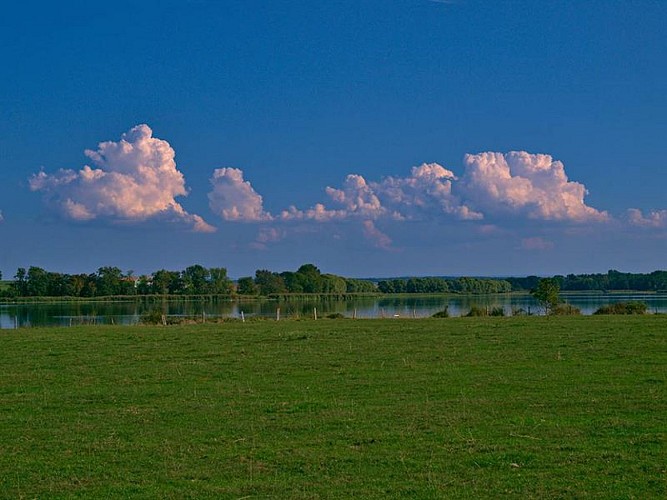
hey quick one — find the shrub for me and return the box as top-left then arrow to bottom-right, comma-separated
431,307 -> 449,318
326,313 -> 345,319
490,307 -> 505,317
593,301 -> 648,315
552,304 -> 581,315
511,307 -> 531,316
465,305 -> 487,317
140,309 -> 167,325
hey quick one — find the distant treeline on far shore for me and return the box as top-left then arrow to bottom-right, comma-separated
0,265 -> 666,299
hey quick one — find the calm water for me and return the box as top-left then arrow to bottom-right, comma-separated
2,293 -> 667,329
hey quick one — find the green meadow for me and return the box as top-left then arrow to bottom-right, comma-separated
1,317 -> 665,498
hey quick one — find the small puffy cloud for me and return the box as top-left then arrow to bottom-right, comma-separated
208,168 -> 272,222
279,204 -> 347,222
250,226 -> 287,250
0,210 -> 4,222
362,220 -> 393,249
626,208 -> 667,228
29,124 -> 215,232
521,237 -> 555,251
459,151 -> 608,222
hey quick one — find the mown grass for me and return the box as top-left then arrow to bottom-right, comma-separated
1,317 -> 665,498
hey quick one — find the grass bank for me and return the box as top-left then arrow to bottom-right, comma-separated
1,317 -> 665,497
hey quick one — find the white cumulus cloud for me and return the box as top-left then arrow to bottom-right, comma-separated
208,168 -> 272,222
204,151 -> 612,251
459,151 -> 608,222
29,124 -> 215,232
280,163 -> 480,223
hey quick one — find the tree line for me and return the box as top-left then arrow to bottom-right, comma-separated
1,265 -> 665,299
505,270 -> 667,292
0,263 -> 377,299
377,277 -> 512,294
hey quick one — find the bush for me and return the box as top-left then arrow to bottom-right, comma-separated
140,309 -> 167,325
490,307 -> 505,317
593,301 -> 648,315
465,305 -> 487,317
326,313 -> 345,319
552,304 -> 581,315
431,307 -> 449,318
511,307 -> 531,316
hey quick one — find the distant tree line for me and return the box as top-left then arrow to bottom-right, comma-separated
377,277 -> 512,294
505,270 -> 667,292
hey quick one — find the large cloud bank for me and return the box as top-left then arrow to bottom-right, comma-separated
460,152 -> 608,222
209,152 -> 607,227
30,125 -> 215,232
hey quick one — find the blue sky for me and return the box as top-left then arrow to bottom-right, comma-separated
1,0 -> 665,278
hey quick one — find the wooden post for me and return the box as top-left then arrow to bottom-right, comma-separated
241,311 -> 245,323
276,307 -> 280,321
314,308 -> 317,320
353,308 -> 357,320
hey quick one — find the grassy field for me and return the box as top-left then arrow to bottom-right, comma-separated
1,317 -> 665,498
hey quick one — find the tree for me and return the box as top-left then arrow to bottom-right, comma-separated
209,267 -> 233,295
237,277 -> 258,295
182,265 -> 209,295
96,266 -> 124,296
255,270 -> 287,295
26,266 -> 49,296
531,278 -> 560,315
13,268 -> 28,296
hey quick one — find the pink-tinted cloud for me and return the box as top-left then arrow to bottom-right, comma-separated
284,163 -> 480,223
279,204 -> 347,222
325,174 -> 388,219
29,125 -> 215,232
626,208 -> 667,228
208,168 -> 272,221
362,220 -> 393,249
459,151 -> 608,222
250,226 -> 287,250
203,152 -> 614,251
521,237 -> 555,251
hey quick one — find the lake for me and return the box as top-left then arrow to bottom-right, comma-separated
2,293 -> 667,329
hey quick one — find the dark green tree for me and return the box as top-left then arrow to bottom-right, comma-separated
236,276 -> 258,295
181,265 -> 209,295
96,266 -> 124,296
209,267 -> 233,295
255,270 -> 287,295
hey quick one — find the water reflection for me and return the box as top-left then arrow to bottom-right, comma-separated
2,293 -> 667,329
